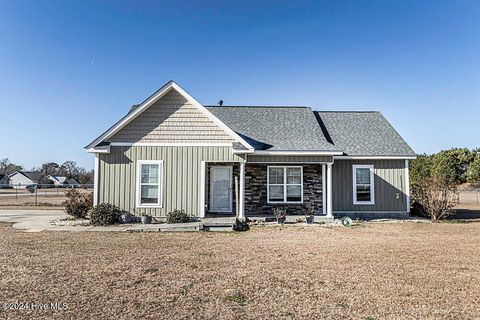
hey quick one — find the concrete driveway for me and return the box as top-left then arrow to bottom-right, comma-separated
0,209 -> 67,232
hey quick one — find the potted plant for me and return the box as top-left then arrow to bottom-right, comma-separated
273,207 -> 287,224
141,213 -> 152,224
305,205 -> 315,224
119,211 -> 133,224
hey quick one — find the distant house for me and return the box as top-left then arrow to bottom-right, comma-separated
0,174 -> 10,188
48,175 -> 67,186
8,171 -> 42,189
65,178 -> 80,187
48,175 -> 80,187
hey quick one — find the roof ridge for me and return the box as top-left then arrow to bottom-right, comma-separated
315,111 -> 380,113
205,105 -> 309,108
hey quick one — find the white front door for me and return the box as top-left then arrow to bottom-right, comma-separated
210,166 -> 233,213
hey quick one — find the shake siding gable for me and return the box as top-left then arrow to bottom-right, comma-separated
109,89 -> 234,143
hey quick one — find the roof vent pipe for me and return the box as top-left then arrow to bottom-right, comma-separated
218,100 -> 223,106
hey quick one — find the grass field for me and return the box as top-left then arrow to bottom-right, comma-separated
0,221 -> 478,319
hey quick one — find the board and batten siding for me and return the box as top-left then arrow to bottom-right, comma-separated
108,89 -> 234,143
332,159 -> 408,212
98,146 -> 245,217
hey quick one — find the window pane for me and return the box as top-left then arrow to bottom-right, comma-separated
286,185 -> 301,202
286,167 -> 301,184
141,185 -> 158,204
269,185 -> 284,202
356,185 -> 371,202
356,168 -> 371,185
269,168 -> 284,184
141,164 -> 159,183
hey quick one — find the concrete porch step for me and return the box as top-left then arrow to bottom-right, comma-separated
203,225 -> 234,232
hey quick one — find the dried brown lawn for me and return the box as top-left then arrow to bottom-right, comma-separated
0,221 -> 479,319
0,188 -> 92,210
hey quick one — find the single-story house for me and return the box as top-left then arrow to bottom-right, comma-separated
47,175 -> 80,187
0,174 -> 10,188
48,175 -> 67,186
8,171 -> 42,189
86,81 -> 415,220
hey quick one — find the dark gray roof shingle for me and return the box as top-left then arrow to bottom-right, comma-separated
206,106 -> 341,152
315,111 -> 415,156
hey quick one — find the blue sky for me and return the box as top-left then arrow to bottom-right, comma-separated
1,0 -> 479,169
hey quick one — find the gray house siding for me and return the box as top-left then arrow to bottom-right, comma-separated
98,146 -> 245,217
332,159 -> 408,217
109,89 -> 234,143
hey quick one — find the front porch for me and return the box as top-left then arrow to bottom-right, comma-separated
201,160 -> 334,220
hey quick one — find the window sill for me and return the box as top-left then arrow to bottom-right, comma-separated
353,202 -> 375,205
136,205 -> 163,209
267,201 -> 303,204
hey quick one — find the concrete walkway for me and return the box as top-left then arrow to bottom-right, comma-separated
0,209 -> 67,232
0,209 -> 203,232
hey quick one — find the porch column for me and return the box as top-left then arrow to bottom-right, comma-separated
322,164 -> 326,215
93,154 -> 99,206
238,162 -> 246,220
326,163 -> 333,218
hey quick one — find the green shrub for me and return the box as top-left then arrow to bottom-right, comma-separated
166,209 -> 190,224
63,189 -> 93,219
90,203 -> 121,225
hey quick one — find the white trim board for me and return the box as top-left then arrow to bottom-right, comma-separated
335,156 -> 416,160
85,81 -> 254,151
93,154 -> 99,206
255,151 -> 342,156
110,142 -> 233,147
247,161 -> 332,164
405,160 -> 411,213
86,146 -> 110,154
333,211 -> 407,214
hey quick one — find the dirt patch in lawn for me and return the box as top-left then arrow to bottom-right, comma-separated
0,222 -> 478,319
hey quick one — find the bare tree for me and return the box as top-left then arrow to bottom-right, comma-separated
0,158 -> 23,175
77,168 -> 94,184
412,176 -> 459,221
59,161 -> 80,178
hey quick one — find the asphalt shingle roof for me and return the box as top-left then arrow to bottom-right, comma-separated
206,106 -> 341,152
315,111 -> 415,156
207,107 -> 414,156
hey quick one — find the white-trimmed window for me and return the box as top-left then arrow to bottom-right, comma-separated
267,166 -> 303,203
136,160 -> 163,207
353,164 -> 374,205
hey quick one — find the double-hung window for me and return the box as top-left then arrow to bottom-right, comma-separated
268,166 -> 303,203
136,160 -> 163,207
353,164 -> 374,205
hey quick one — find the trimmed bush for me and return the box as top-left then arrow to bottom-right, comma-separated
63,189 -> 93,219
90,203 -> 121,225
166,209 -> 190,224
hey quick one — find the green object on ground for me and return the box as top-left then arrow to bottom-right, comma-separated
341,216 -> 353,227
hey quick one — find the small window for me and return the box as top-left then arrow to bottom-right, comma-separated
353,165 -> 374,205
136,160 -> 163,207
268,166 -> 303,203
